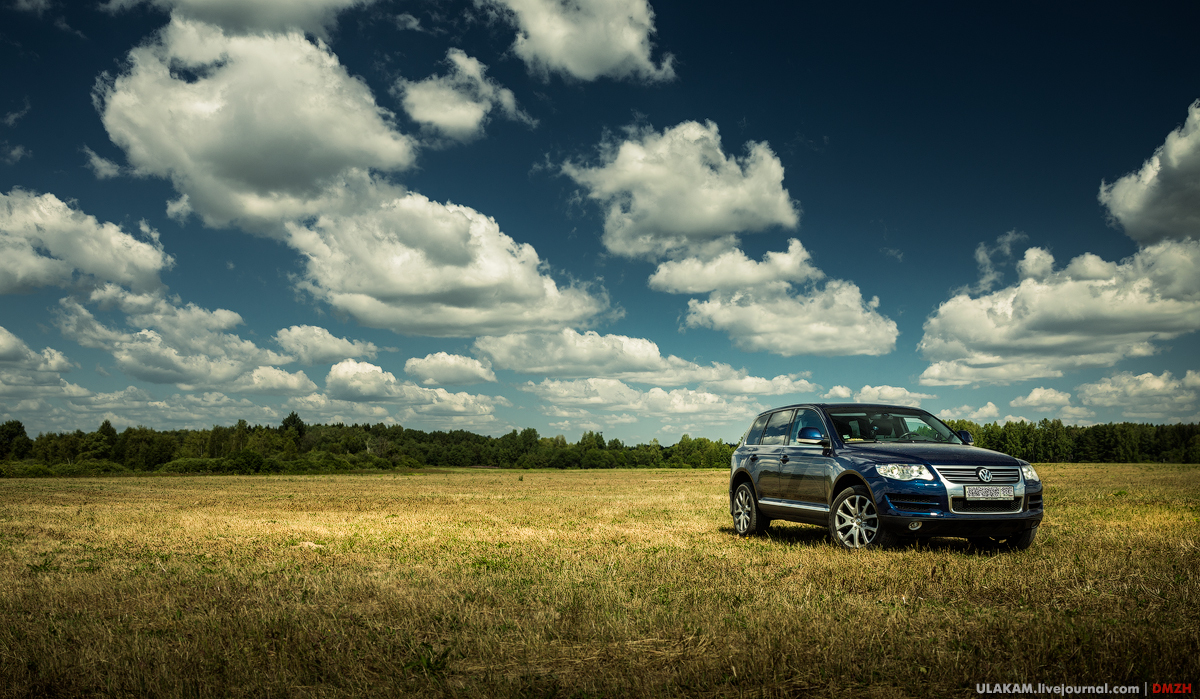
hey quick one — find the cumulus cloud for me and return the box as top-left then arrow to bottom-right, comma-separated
474,327 -> 816,392
1010,386 -> 1072,410
1099,100 -> 1200,245
822,385 -> 852,399
919,239 -> 1200,385
853,384 -> 936,408
0,325 -> 88,401
562,120 -> 798,260
405,352 -> 496,385
322,359 -> 507,428
971,230 -> 1026,293
480,0 -> 674,82
97,16 -> 416,233
63,386 -> 280,430
99,0 -> 373,37
273,325 -> 378,365
1075,369 -> 1200,420
394,48 -> 535,143
55,285 -> 310,393
937,402 -> 1000,421
522,377 -> 759,422
0,189 -> 172,294
648,239 -> 822,293
287,191 -> 609,336
684,279 -> 899,356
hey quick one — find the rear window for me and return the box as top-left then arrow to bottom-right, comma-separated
759,410 -> 795,446
743,413 -> 770,445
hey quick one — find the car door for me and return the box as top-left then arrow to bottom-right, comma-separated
752,409 -> 794,500
780,407 -> 834,508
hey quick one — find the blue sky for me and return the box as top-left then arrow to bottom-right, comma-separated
2,0 -> 1198,443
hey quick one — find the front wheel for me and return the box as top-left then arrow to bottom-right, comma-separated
829,485 -> 897,550
731,482 -> 766,536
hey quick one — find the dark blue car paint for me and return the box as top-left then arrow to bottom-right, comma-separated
729,402 -> 1043,541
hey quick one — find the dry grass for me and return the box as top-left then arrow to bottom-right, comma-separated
1,464 -> 1197,697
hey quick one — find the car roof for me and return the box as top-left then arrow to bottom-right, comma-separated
753,402 -> 932,417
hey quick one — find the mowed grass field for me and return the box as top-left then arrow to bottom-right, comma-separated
1,464 -> 1197,698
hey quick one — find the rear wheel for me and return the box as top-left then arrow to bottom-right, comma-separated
829,485 -> 898,550
732,482 -> 766,536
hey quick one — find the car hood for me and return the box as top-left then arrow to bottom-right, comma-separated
840,442 -> 1021,466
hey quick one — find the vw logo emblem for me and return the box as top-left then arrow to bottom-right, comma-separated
978,468 -> 993,483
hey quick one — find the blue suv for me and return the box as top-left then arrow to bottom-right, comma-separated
729,403 -> 1043,550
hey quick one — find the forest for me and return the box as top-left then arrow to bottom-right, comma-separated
0,413 -> 1198,477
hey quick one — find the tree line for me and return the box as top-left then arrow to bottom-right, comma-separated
0,413 -> 735,476
1,414 -> 1198,478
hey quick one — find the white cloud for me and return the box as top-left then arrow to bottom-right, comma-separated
1075,369 -> 1199,420
648,239 -> 822,293
227,366 -> 316,395
481,0 -> 674,82
1000,415 -> 1030,424
971,230 -> 1026,293
395,48 -> 535,143
562,120 -> 798,260
99,0 -> 373,37
83,146 -> 121,179
822,385 -> 852,399
97,17 -> 416,234
405,352 -> 496,385
937,402 -> 999,421
1099,99 -> 1200,245
54,286 -> 310,394
11,0 -> 50,15
3,144 -> 30,164
320,358 -> 507,430
699,374 -> 819,397
919,239 -> 1200,385
273,325 -> 378,365
0,189 -> 172,293
522,377 -> 758,421
684,279 -> 899,356
853,384 -> 936,408
474,327 -> 815,392
0,325 -> 89,401
1058,405 -> 1095,422
287,192 -> 610,337
1010,387 -> 1072,410
63,386 -> 281,430
3,98 -> 31,127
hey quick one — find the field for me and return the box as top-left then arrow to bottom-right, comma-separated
1,464 -> 1197,697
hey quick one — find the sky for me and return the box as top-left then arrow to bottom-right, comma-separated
1,0 -> 1199,443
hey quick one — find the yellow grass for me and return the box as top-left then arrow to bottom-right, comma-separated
1,464 -> 1197,697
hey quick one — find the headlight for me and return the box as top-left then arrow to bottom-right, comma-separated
875,463 -> 934,481
1020,462 -> 1040,482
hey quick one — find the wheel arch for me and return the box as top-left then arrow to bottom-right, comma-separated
829,470 -> 871,506
729,469 -> 755,513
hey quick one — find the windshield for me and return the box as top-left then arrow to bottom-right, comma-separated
826,408 -> 962,444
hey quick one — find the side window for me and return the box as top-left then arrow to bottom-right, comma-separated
789,408 -> 826,442
759,410 -> 795,446
744,414 -> 770,445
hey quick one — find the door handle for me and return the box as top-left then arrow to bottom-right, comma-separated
749,455 -> 758,461
781,455 -> 789,463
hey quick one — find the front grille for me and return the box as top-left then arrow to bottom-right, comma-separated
887,494 -> 940,512
950,497 -> 1023,514
934,466 -> 1020,485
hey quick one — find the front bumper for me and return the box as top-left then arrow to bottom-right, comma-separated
870,477 -> 1044,538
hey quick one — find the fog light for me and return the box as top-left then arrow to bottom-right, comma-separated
908,522 -> 922,531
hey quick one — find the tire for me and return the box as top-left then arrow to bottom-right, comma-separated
731,482 -> 766,536
969,525 -> 1038,552
829,485 -> 897,550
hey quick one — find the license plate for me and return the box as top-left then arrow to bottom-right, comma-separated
964,485 -> 1014,500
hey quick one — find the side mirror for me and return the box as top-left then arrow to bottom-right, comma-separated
795,427 -> 830,446
957,430 -> 974,445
